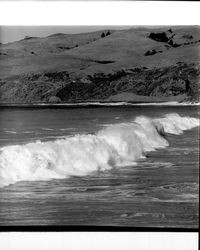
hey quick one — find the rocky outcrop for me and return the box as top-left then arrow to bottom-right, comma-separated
48,96 -> 62,103
148,30 -> 200,50
0,63 -> 199,103
149,32 -> 170,43
144,50 -> 163,56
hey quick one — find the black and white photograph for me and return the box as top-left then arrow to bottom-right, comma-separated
0,24 -> 199,229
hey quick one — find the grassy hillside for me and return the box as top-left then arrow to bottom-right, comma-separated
0,26 -> 199,103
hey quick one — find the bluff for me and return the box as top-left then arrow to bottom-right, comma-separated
0,26 -> 199,103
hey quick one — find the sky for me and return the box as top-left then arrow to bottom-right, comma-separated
0,26 -> 133,44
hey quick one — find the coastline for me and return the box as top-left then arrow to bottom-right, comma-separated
0,101 -> 199,108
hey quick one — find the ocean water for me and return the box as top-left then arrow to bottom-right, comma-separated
0,105 -> 199,227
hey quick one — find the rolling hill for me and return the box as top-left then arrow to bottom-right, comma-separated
0,26 -> 199,103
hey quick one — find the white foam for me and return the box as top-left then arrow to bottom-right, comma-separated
154,113 -> 199,135
59,128 -> 76,131
5,130 -> 17,134
42,128 -> 54,131
133,102 -> 200,106
0,113 -> 199,187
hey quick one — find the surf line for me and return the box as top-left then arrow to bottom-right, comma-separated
0,113 -> 199,187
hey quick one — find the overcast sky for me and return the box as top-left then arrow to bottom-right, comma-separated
0,26 -> 133,44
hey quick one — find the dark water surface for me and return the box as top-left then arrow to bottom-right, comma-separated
0,106 -> 199,227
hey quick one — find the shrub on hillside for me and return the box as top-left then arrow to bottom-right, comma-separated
106,31 -> 111,36
101,32 -> 106,38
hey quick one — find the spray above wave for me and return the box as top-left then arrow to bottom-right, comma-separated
0,113 -> 199,187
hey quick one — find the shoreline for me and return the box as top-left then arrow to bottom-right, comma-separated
0,101 -> 199,108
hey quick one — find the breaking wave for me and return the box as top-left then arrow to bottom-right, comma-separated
0,113 -> 199,187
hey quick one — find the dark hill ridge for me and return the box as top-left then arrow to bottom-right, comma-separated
0,26 -> 199,103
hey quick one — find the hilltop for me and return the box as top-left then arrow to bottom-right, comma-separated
0,26 -> 199,103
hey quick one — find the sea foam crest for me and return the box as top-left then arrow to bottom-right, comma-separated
0,113 -> 199,187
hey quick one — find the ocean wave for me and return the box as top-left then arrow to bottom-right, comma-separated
0,113 -> 199,187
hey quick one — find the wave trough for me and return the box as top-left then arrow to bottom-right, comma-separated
0,113 -> 199,187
